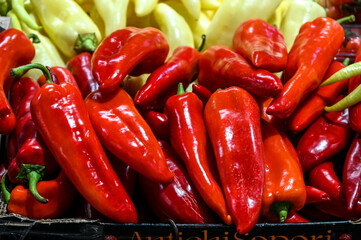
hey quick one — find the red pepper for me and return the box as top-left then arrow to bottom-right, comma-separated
38,66 -> 80,90
308,161 -> 361,220
204,86 -> 264,234
67,52 -> 99,98
343,132 -> 361,210
260,119 -> 307,222
7,77 -> 59,203
139,140 -> 215,224
92,27 -> 169,93
233,18 -> 288,73
142,110 -> 170,141
5,170 -> 78,219
0,28 -> 35,134
134,46 -> 200,110
191,83 -> 212,105
197,46 -> 283,99
330,0 -> 354,5
267,17 -> 345,118
85,87 -> 174,183
305,186 -> 331,204
10,63 -> 138,223
296,96 -> 352,172
165,83 -> 231,225
263,212 -> 309,223
287,60 -> 349,133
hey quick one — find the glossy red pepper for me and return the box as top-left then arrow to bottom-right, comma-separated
233,18 -> 288,73
197,46 -> 283,99
38,66 -> 80,90
308,161 -> 361,220
5,170 -> 78,219
10,63 -> 138,223
67,52 -> 99,98
204,86 -> 264,234
260,119 -> 306,222
305,186 -> 330,204
191,84 -> 212,105
296,97 -> 352,172
7,77 -> 59,203
343,132 -> 361,210
139,140 -> 215,224
287,60 -> 349,133
142,110 -> 170,141
85,87 -> 174,183
134,46 -> 200,110
92,27 -> 169,93
0,28 -> 35,134
267,17 -> 345,118
165,84 -> 231,225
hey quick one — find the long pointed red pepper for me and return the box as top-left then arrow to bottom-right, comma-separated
134,45 -> 201,110
0,28 -> 35,134
142,110 -> 170,141
92,27 -> 169,93
165,83 -> 231,225
267,17 -> 345,118
139,140 -> 215,224
10,63 -> 138,223
84,87 -> 174,183
204,86 -> 265,234
233,18 -> 288,73
197,46 -> 283,99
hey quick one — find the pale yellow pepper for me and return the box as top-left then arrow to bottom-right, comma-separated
30,0 -> 102,58
204,0 -> 283,49
133,0 -> 158,17
94,0 -> 129,37
200,0 -> 219,10
154,2 -> 194,57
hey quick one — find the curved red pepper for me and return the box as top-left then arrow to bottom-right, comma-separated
287,60 -> 349,133
134,46 -> 200,110
142,110 -> 170,141
85,87 -> 174,183
198,46 -> 282,99
204,86 -> 264,234
296,98 -> 352,172
305,186 -> 330,204
10,63 -> 138,223
139,140 -> 215,224
67,52 -> 99,98
92,27 -> 169,93
0,29 -> 35,134
38,66 -> 80,90
6,170 -> 78,219
191,84 -> 212,105
343,132 -> 361,210
233,18 -> 288,73
7,77 -> 59,203
267,17 -> 345,118
165,84 -> 231,225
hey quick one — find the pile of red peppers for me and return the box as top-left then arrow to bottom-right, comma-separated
1,16 -> 361,235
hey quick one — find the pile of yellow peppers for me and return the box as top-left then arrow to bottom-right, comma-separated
0,0 -> 327,80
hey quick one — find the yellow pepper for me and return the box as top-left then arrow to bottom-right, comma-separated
127,1 -> 156,28
154,2 -> 194,57
181,0 -> 201,20
30,0 -> 102,58
204,0 -> 283,49
133,0 -> 158,17
94,0 -> 129,37
201,0 -> 220,10
11,0 -> 41,30
6,9 -> 22,30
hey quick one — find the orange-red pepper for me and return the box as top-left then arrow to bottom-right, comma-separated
267,17 -> 345,118
0,28 -> 35,134
260,119 -> 306,222
84,87 -> 174,183
204,86 -> 264,234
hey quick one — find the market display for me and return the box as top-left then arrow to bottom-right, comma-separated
1,0 -> 361,237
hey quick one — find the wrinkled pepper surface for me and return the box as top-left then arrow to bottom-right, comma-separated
204,86 -> 265,234
85,87 -> 174,183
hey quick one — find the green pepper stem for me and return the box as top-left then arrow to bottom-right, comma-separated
1,171 -> 11,204
197,34 -> 206,52
177,82 -> 185,95
27,33 -> 40,43
11,0 -> 42,30
74,33 -> 98,54
342,58 -> 350,66
337,15 -> 356,24
10,63 -> 53,83
28,171 -> 48,204
271,201 -> 293,223
320,61 -> 361,87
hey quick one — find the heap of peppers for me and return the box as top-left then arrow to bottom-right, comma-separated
2,2 -> 361,235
